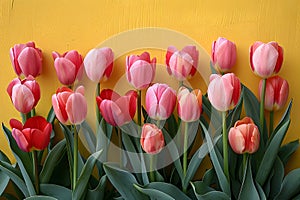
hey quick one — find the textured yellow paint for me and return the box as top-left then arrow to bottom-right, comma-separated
0,0 -> 300,172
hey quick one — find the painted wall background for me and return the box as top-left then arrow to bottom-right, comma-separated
0,0 -> 299,172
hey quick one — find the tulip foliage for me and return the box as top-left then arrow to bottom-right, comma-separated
0,40 -> 299,200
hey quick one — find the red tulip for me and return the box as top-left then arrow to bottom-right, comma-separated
207,73 -> 241,112
126,52 -> 156,90
141,123 -> 165,154
7,76 -> 40,114
211,37 -> 237,73
52,50 -> 83,85
166,45 -> 198,81
96,89 -> 137,126
52,86 -> 87,124
228,117 -> 260,154
9,116 -> 52,152
84,47 -> 114,82
9,41 -> 42,78
250,41 -> 283,78
145,83 -> 176,120
177,87 -> 202,122
259,76 -> 289,111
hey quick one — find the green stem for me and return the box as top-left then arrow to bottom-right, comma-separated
137,90 -> 142,126
73,125 -> 78,190
243,153 -> 248,173
30,108 -> 36,118
260,79 -> 266,136
118,127 -> 123,166
149,155 -> 155,182
96,83 -> 101,124
183,122 -> 189,177
179,81 -> 184,88
32,151 -> 39,194
222,111 -> 229,182
269,110 -> 274,137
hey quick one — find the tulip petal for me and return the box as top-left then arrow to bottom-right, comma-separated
12,129 -> 30,152
100,100 -> 117,126
18,47 -> 42,77
66,93 -> 87,124
84,48 -> 107,82
128,60 -> 154,89
54,58 -> 77,85
12,84 -> 35,113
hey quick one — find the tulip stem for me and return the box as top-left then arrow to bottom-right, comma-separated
32,151 -> 39,194
183,122 -> 189,177
96,83 -> 101,124
242,153 -> 248,173
137,90 -> 142,126
269,110 -> 274,137
222,111 -> 229,182
73,125 -> 78,190
149,154 -> 155,182
260,79 -> 266,136
179,81 -> 184,88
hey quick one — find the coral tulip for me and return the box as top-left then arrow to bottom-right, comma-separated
228,117 -> 260,154
141,123 -> 165,154
10,116 -> 52,152
250,41 -> 283,78
84,47 -> 114,82
126,52 -> 156,90
52,50 -> 83,85
52,86 -> 87,125
145,83 -> 176,120
207,73 -> 241,112
166,45 -> 199,81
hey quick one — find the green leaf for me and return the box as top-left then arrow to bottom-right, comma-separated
191,181 -> 214,197
269,157 -> 284,199
278,139 -> 299,166
144,182 -> 190,200
40,184 -> 71,199
275,168 -> 300,199
24,196 -> 58,200
47,106 -> 56,124
81,121 -> 96,153
201,191 -> 230,200
1,193 -> 19,200
86,175 -> 107,200
134,184 -> 175,200
255,181 -> 267,200
0,150 -> 11,196
203,168 -> 217,186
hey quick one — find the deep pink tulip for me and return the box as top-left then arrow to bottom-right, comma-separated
259,76 -> 289,111
177,87 -> 202,122
84,47 -> 114,82
145,83 -> 176,120
228,117 -> 260,154
52,86 -> 87,125
166,45 -> 199,81
7,76 -> 40,114
96,89 -> 137,126
207,73 -> 241,112
52,50 -> 83,85
250,41 -> 283,78
141,123 -> 165,154
9,41 -> 42,77
10,116 -> 52,152
126,52 -> 156,90
211,37 -> 237,73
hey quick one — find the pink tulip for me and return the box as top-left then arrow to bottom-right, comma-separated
145,83 -> 176,120
140,123 -> 165,154
250,41 -> 283,78
126,52 -> 156,90
177,87 -> 202,122
52,86 -> 87,125
84,47 -> 114,82
166,45 -> 199,81
259,76 -> 289,111
96,89 -> 137,126
211,37 -> 237,73
10,116 -> 52,152
52,50 -> 83,86
7,76 -> 40,114
228,117 -> 260,154
9,41 -> 42,77
207,73 -> 241,112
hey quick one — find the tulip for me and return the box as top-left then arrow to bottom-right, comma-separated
250,41 -> 283,78
259,76 -> 289,111
84,47 -> 114,82
166,45 -> 199,81
9,116 -> 52,152
228,117 -> 260,154
211,37 -> 237,73
207,73 -> 241,112
177,87 -> 202,122
126,52 -> 156,90
52,86 -> 87,125
140,123 -> 165,154
145,83 -> 176,120
7,76 -> 40,114
9,41 -> 43,78
96,89 -> 137,126
52,50 -> 83,86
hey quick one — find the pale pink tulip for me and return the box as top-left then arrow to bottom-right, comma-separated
141,123 -> 165,154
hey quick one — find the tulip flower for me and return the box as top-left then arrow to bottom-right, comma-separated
140,123 -> 165,154
96,89 -> 137,126
7,76 -> 40,114
84,47 -> 114,82
207,73 -> 241,112
126,52 -> 156,90
228,117 -> 260,154
9,116 -> 52,152
166,45 -> 199,81
211,37 -> 237,73
250,41 -> 283,78
52,50 -> 83,86
177,87 -> 202,122
145,83 -> 176,120
52,86 -> 87,125
259,76 -> 289,112
9,41 -> 43,78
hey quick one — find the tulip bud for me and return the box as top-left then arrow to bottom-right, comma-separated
141,123 -> 165,154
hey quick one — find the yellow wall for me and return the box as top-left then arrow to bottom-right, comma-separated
1,0 -> 300,171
